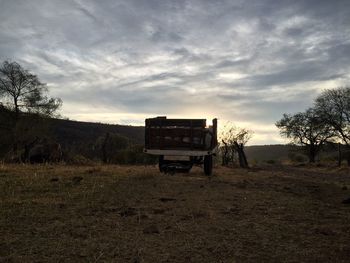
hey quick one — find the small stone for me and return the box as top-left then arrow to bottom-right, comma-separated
143,225 -> 160,234
140,214 -> 150,220
119,207 -> 137,217
153,208 -> 166,214
72,176 -> 83,184
342,198 -> 350,204
159,197 -> 176,202
58,203 -> 65,209
50,177 -> 59,182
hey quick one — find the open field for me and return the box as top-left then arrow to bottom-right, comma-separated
1,164 -> 350,262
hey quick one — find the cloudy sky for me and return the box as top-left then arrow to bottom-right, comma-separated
1,0 -> 349,144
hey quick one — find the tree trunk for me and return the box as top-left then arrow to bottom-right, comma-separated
12,124 -> 18,155
12,97 -> 19,155
102,132 -> 110,163
308,144 -> 316,163
309,154 -> 315,163
338,143 -> 342,167
12,141 -> 18,155
234,141 -> 248,168
14,97 -> 19,118
241,144 -> 248,167
221,140 -> 229,166
343,145 -> 350,167
22,137 -> 40,163
230,147 -> 235,165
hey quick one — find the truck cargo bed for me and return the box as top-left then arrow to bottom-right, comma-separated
145,117 -> 217,153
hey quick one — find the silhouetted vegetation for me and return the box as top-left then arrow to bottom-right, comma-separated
1,61 -> 348,167
0,114 -> 155,164
47,118 -> 155,164
0,61 -> 61,159
315,87 -> 350,165
277,86 -> 350,166
0,60 -> 156,165
220,123 -> 253,168
276,108 -> 334,163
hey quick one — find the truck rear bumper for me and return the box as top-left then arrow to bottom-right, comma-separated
144,149 -> 214,156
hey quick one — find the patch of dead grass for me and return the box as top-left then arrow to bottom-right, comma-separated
1,164 -> 350,262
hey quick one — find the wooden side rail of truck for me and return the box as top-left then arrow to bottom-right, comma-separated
144,116 -> 218,175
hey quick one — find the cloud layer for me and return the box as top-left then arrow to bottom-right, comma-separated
1,0 -> 350,144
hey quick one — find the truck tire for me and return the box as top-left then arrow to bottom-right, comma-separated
204,155 -> 213,176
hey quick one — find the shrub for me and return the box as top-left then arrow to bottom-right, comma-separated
288,152 -> 307,163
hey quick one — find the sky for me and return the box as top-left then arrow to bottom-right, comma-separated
0,0 -> 349,145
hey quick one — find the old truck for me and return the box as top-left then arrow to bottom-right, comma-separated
144,117 -> 218,175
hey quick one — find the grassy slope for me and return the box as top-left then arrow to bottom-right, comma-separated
1,164 -> 350,262
245,144 -> 294,162
49,118 -> 145,145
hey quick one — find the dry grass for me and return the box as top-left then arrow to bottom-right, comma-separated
1,164 -> 350,262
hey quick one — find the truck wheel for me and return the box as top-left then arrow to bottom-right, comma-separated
204,155 -> 213,176
159,155 -> 165,173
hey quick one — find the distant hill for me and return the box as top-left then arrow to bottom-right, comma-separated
1,109 -> 297,161
245,143 -> 343,163
46,118 -> 145,158
48,119 -> 302,162
245,144 -> 300,162
2,110 -> 339,163
49,118 -> 144,145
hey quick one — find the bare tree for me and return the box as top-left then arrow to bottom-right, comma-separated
316,87 -> 350,144
276,108 -> 334,163
315,87 -> 350,165
0,61 -> 62,154
220,123 -> 253,168
0,61 -> 62,117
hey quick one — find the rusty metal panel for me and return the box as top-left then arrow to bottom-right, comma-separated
146,118 -> 206,128
145,117 -> 217,151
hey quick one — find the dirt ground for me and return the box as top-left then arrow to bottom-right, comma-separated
1,163 -> 350,262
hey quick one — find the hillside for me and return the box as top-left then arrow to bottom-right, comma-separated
45,118 -> 145,159
0,109 -> 314,163
49,118 -> 144,145
1,109 -> 296,161
0,107 -> 145,159
245,144 -> 297,162
50,119 -> 298,162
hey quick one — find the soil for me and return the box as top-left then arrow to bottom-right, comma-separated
1,164 -> 349,262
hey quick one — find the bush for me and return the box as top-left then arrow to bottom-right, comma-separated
288,152 -> 307,163
63,152 -> 94,165
109,145 -> 158,165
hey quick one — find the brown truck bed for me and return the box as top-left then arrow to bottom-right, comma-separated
145,117 -> 217,152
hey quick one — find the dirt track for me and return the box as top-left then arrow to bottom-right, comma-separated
1,164 -> 350,262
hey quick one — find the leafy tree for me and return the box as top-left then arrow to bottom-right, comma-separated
0,61 -> 62,155
276,108 -> 334,163
220,123 -> 253,168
